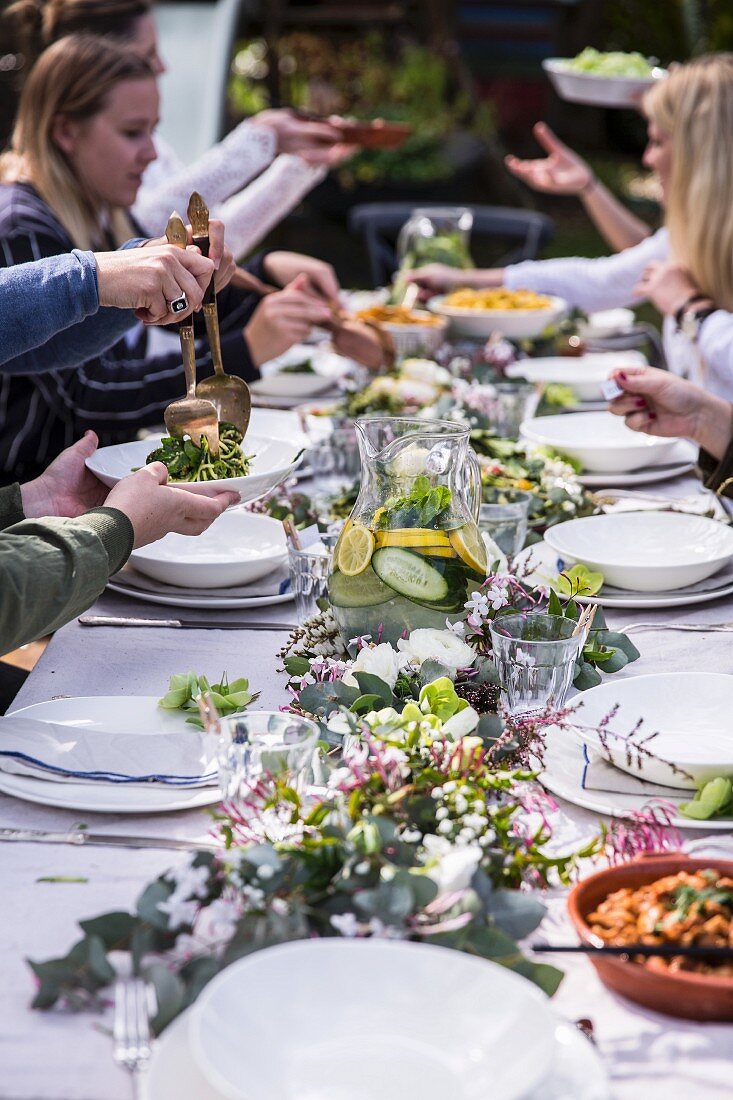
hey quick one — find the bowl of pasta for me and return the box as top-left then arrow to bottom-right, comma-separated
428,289 -> 567,338
86,426 -> 304,504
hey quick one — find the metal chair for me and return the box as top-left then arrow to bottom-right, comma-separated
348,203 -> 554,287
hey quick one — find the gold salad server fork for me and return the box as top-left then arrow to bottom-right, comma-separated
162,212 -> 220,455
187,191 -> 252,438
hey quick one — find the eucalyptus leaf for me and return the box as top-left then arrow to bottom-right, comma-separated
488,889 -> 546,940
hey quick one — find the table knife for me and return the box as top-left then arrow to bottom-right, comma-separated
0,827 -> 219,852
79,615 -> 297,630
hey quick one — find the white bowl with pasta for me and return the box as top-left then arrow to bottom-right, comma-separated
86,433 -> 304,504
428,291 -> 567,339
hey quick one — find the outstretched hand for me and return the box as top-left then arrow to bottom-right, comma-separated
20,431 -> 109,519
505,122 -> 594,196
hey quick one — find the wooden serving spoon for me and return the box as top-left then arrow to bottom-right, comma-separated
187,192 -> 252,437
162,213 -> 220,454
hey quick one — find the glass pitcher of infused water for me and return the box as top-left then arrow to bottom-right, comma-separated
328,418 -> 488,645
392,207 -> 474,304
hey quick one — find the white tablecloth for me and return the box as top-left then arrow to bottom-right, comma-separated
2,478 -> 733,1099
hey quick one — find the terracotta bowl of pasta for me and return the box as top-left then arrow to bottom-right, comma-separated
568,853 -> 733,1021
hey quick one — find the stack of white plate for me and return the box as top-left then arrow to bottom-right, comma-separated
541,673 -> 733,829
520,411 -> 697,486
506,351 -> 646,403
146,940 -> 610,1099
519,512 -> 733,609
111,512 -> 293,610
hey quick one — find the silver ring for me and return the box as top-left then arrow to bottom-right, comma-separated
169,293 -> 188,314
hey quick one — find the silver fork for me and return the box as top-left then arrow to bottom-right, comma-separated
113,978 -> 157,1098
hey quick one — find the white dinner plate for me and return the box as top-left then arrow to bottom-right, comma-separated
107,576 -> 293,610
540,724 -> 733,830
577,439 -> 697,486
129,512 -> 287,589
542,58 -> 666,108
563,673 -> 733,789
521,411 -> 679,474
0,697 -> 222,814
191,940 -> 557,1100
86,433 -> 303,504
577,308 -> 636,339
515,539 -> 733,609
428,294 -> 568,339
544,511 -> 733,592
506,351 -> 646,402
148,1008 -> 609,1100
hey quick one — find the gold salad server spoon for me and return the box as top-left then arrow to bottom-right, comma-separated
162,212 -> 220,455
187,191 -> 252,437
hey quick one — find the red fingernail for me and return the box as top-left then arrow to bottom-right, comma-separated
648,412 -> 657,420
619,372 -> 627,381
635,398 -> 646,407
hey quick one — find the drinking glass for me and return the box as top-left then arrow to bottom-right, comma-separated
479,489 -> 532,560
484,382 -> 540,439
217,711 -> 319,806
288,543 -> 332,620
489,613 -> 583,716
309,427 -> 361,494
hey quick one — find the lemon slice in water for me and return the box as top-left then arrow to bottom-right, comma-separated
337,524 -> 375,576
449,525 -> 488,575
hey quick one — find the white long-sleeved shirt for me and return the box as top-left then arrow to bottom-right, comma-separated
505,228 -> 733,401
132,123 -> 325,260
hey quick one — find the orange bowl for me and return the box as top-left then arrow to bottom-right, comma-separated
338,119 -> 413,149
568,852 -> 733,1021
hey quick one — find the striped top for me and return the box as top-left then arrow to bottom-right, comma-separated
0,182 -> 261,484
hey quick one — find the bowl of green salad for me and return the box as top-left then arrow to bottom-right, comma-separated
543,49 -> 666,109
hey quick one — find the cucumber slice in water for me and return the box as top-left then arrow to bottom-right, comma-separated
328,566 -> 393,608
371,547 -> 448,603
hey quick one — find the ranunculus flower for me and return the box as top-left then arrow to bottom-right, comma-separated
443,707 -> 480,740
422,836 -> 482,894
342,643 -> 406,690
397,628 -> 476,670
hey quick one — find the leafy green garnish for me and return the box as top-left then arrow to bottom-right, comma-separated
669,875 -> 733,921
280,359 -> 315,375
158,671 -> 258,728
377,474 -> 452,529
552,563 -> 604,598
144,423 -> 252,483
680,776 -> 733,820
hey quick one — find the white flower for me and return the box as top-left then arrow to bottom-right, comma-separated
400,358 -> 452,386
425,843 -> 482,896
438,819 -> 453,835
481,533 -> 508,574
257,864 -> 275,880
484,580 -> 510,611
157,895 -> 199,930
446,618 -> 466,636
465,591 -> 490,619
169,862 -> 210,900
397,628 -> 475,670
342,642 -> 406,689
442,706 -> 479,739
331,912 -> 360,937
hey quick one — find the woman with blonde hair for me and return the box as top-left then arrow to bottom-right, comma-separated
408,55 -> 733,401
5,0 -> 356,270
0,34 -> 334,483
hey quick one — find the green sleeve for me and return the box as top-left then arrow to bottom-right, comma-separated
0,484 -> 24,532
0,506 -> 134,652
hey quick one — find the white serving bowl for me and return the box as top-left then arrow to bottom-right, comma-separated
542,58 -> 666,108
190,939 -> 557,1100
251,344 -> 352,398
577,308 -> 636,339
545,511 -> 733,592
506,351 -> 646,402
563,673 -> 733,789
86,433 -> 303,503
428,293 -> 567,339
379,311 -> 449,358
128,510 -> 287,589
520,411 -> 678,473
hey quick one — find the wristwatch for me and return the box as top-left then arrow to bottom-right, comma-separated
674,295 -> 717,341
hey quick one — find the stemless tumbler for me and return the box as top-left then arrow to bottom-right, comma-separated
489,613 -> 583,716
